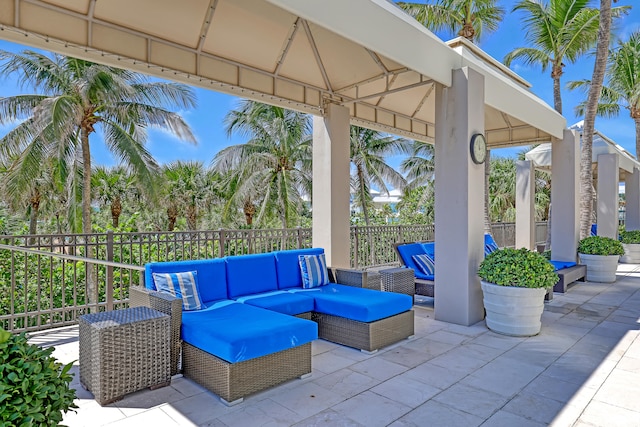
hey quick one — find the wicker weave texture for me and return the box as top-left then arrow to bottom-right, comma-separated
313,310 -> 414,352
129,287 -> 182,375
415,280 -> 434,297
380,268 -> 415,296
183,342 -> 311,403
79,307 -> 171,405
333,268 -> 381,290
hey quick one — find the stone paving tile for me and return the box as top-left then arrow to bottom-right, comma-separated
159,391 -> 239,425
424,329 -> 472,346
431,383 -> 508,419
578,400 -> 640,427
522,374 -> 584,403
62,400 -> 126,426
267,382 -> 346,419
213,398 -> 305,427
348,355 -> 410,381
481,410 -> 547,427
617,354 -> 640,374
312,350 -> 357,374
292,409 -> 365,427
407,360 -> 473,390
106,406 -> 184,426
370,373 -> 440,408
331,391 -> 412,427
460,357 -> 545,398
312,368 -> 380,399
501,392 -> 567,424
466,331 -> 524,351
592,367 -> 640,412
401,336 -> 456,359
394,400 -> 484,427
378,343 -> 439,368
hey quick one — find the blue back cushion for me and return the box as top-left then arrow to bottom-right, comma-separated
274,248 -> 324,289
420,242 -> 435,258
484,234 -> 499,256
145,258 -> 227,304
549,260 -> 577,270
396,242 -> 430,274
226,253 -> 278,298
591,224 -> 597,236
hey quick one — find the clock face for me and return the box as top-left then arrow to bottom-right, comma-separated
470,133 -> 487,164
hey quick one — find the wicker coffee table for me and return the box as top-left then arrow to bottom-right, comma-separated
79,306 -> 171,405
380,267 -> 415,297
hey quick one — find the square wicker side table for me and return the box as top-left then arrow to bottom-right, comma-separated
380,267 -> 415,297
79,306 -> 171,405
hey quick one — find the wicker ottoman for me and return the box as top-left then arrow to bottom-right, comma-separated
79,307 -> 171,405
380,267 -> 415,297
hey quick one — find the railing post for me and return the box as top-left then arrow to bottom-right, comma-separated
353,226 -> 359,268
219,228 -> 225,258
106,230 -> 114,311
297,227 -> 303,249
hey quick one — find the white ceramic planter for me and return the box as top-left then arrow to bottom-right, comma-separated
578,253 -> 619,283
480,281 -> 547,337
620,243 -> 640,264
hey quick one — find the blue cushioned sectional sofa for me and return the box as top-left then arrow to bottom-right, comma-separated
130,248 -> 414,405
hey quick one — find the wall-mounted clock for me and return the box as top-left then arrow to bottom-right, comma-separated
470,133 -> 487,164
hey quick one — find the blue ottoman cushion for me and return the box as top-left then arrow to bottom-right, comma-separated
292,284 -> 413,322
181,302 -> 318,363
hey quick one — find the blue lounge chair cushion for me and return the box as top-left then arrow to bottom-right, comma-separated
145,258 -> 227,304
181,301 -> 318,363
235,290 -> 315,315
299,253 -> 330,288
549,260 -> 577,270
396,242 -> 434,280
152,271 -> 203,311
292,284 -> 412,322
412,254 -> 435,276
226,253 -> 278,299
275,248 -> 325,289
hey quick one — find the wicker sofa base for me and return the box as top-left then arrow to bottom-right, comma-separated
312,310 -> 415,352
415,279 -> 434,297
182,342 -> 312,405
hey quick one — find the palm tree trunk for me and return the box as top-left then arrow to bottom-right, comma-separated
80,126 -> 98,311
167,204 -> 178,231
484,150 -> 491,233
111,196 -> 121,228
186,204 -> 197,230
635,117 -> 640,159
551,65 -> 563,114
580,0 -> 613,239
28,189 -> 40,243
357,164 -> 370,226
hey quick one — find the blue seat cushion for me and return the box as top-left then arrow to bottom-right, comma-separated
181,302 -> 318,363
146,258 -> 227,304
292,284 -> 412,322
226,253 -> 278,298
275,248 -> 324,289
549,260 -> 577,270
396,243 -> 434,281
235,291 -> 315,315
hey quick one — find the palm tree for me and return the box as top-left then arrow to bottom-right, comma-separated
580,0 -> 616,239
569,32 -> 640,158
213,101 -> 312,228
398,0 -> 505,42
163,161 -> 214,230
504,0 -> 625,115
0,50 -> 197,236
400,140 -> 435,190
92,166 -> 137,229
350,127 -> 409,227
399,1 -> 504,233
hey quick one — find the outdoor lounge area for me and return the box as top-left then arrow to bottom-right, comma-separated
28,261 -> 640,426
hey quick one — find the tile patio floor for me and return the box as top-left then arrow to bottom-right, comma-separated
30,263 -> 640,427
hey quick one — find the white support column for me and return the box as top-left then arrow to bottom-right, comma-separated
312,103 -> 351,268
434,67 -> 485,326
625,168 -> 640,230
597,153 -> 620,239
515,160 -> 535,250
551,129 -> 579,262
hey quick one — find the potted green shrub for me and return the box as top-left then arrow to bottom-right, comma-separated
0,328 -> 77,426
478,247 -> 558,337
578,236 -> 624,283
619,230 -> 640,263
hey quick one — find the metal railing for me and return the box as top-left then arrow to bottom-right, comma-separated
0,244 -> 144,333
0,222 -> 546,333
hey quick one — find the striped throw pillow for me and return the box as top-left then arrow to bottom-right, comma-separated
484,242 -> 499,257
152,271 -> 203,311
412,254 -> 435,276
299,254 -> 330,289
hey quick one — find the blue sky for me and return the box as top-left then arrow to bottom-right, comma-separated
0,0 -> 639,167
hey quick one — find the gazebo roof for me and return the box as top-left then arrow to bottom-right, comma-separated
0,0 -> 564,145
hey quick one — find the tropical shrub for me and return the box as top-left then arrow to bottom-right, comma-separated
619,230 -> 640,244
578,236 -> 625,256
478,247 -> 558,289
0,328 -> 77,426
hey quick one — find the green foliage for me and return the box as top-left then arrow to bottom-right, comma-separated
619,230 -> 640,244
478,247 -> 558,289
578,236 -> 625,256
0,328 -> 77,426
